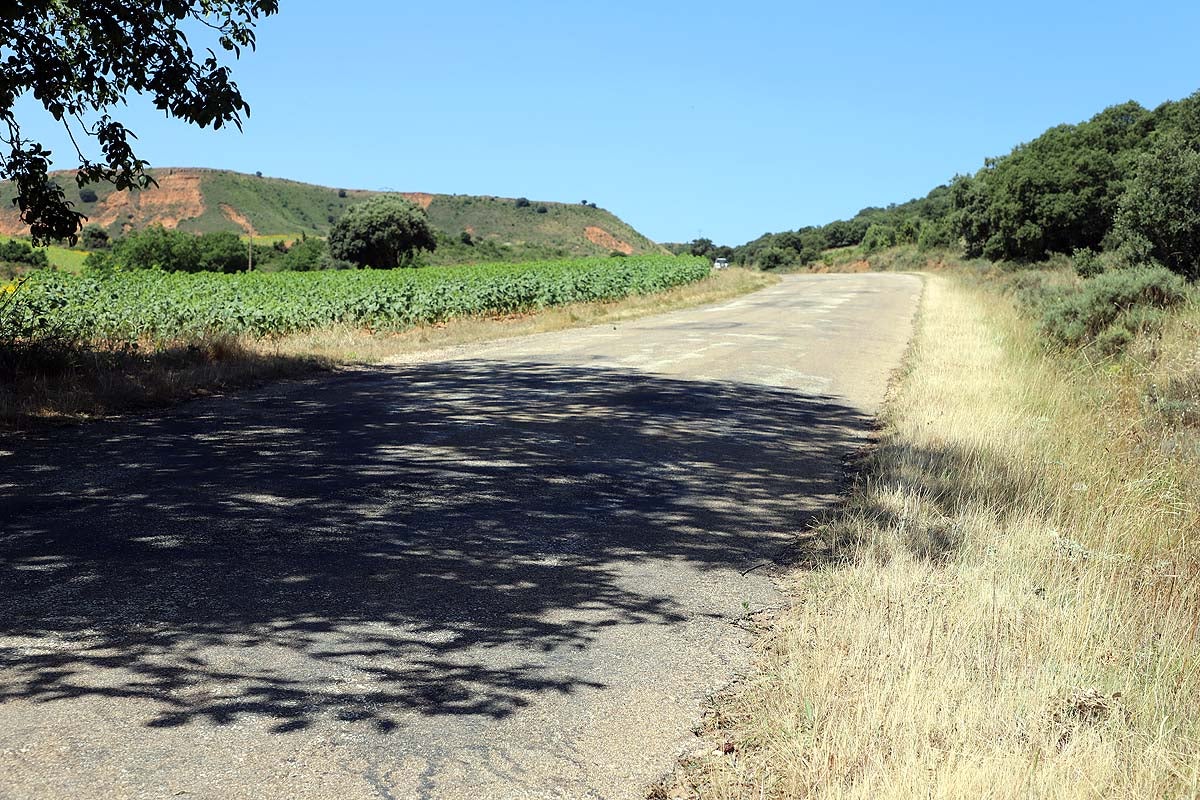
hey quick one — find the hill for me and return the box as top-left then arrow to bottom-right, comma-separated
0,168 -> 665,263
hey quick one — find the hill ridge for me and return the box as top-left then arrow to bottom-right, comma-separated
0,168 -> 665,263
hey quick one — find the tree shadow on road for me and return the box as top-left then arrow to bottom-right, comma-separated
0,360 -> 875,734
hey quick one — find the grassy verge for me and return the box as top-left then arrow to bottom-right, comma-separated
0,267 -> 773,429
0,234 -> 90,273
657,273 -> 1199,798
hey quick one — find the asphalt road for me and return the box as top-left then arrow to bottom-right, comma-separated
0,273 -> 921,800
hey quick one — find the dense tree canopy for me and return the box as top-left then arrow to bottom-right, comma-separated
1,1 -> 278,243
1113,131 -> 1200,279
725,91 -> 1200,278
328,197 -> 438,268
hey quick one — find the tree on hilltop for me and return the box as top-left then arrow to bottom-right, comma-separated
328,197 -> 437,268
1,1 -> 278,244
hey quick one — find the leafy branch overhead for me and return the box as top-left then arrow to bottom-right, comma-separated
0,1 -> 278,243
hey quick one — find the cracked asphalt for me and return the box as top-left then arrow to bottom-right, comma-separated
0,273 -> 921,799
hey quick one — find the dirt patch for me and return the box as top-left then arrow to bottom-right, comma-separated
0,170 -> 205,235
220,204 -> 257,236
584,226 -> 633,255
80,171 -> 207,231
400,192 -> 434,210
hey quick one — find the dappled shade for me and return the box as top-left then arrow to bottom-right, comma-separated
0,361 -> 873,734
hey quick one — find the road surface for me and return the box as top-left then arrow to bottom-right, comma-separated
0,273 -> 921,799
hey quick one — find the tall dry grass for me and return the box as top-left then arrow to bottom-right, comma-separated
660,274 -> 1200,798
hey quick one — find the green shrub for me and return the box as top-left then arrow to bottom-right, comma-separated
0,239 -> 50,267
80,224 -> 110,250
916,217 -> 954,251
1005,270 -> 1076,314
515,197 -> 531,208
1040,266 -> 1190,351
862,223 -> 897,253
1072,247 -> 1103,278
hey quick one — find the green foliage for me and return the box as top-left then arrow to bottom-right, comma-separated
0,238 -> 49,267
947,97 -> 1200,265
1,256 -> 711,342
271,238 -> 349,272
328,196 -> 437,268
756,246 -> 794,270
196,231 -> 250,273
535,205 -> 548,214
1,1 -> 277,242
1072,248 -> 1103,278
80,224 -> 109,250
861,223 -> 897,253
515,197 -> 531,208
87,226 -> 256,273
78,187 -> 98,203
916,217 -> 954,251
1040,266 -> 1190,353
728,185 -> 951,263
0,170 -> 664,265
1112,131 -> 1200,279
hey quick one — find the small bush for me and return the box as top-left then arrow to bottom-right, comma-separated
0,239 -> 50,267
1072,247 -> 1103,278
337,189 -> 348,199
1005,270 -> 1076,314
1040,265 -> 1190,351
515,197 -> 531,208
274,238 -> 328,271
535,205 -> 548,214
862,223 -> 897,253
80,224 -> 110,250
78,187 -> 99,203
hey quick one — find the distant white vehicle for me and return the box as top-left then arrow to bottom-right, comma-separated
712,257 -> 729,270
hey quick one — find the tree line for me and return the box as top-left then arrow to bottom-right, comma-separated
701,90 -> 1200,280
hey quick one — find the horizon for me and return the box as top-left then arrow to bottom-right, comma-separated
12,1 -> 1200,245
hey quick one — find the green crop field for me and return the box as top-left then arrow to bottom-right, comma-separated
0,255 -> 710,343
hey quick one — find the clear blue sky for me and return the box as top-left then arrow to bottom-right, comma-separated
18,0 -> 1200,244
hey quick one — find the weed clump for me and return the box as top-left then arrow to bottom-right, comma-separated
1040,265 -> 1190,354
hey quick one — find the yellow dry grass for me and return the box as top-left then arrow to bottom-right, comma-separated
661,274 -> 1200,799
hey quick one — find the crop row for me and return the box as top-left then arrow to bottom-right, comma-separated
0,255 -> 711,342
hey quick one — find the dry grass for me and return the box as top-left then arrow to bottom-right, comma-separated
0,268 -> 774,429
658,274 -> 1200,798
